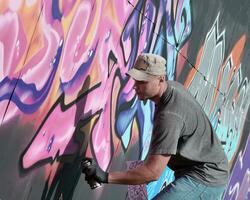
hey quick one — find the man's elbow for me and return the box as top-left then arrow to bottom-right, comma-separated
144,173 -> 159,184
151,172 -> 160,181
145,168 -> 161,182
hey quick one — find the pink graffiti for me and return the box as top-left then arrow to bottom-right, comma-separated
21,0 -> 137,171
0,11 -> 26,78
61,0 -> 78,17
0,10 -> 61,124
21,18 -> 61,89
22,98 -> 78,169
60,1 -> 96,88
0,11 -> 27,122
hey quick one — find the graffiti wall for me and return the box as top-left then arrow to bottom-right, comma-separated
0,0 -> 249,199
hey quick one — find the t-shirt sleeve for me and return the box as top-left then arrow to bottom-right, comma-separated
149,112 -> 185,155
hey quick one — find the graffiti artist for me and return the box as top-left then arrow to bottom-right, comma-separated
82,53 -> 229,199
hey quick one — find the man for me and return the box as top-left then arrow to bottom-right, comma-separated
82,53 -> 229,199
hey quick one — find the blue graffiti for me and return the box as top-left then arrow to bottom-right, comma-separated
147,167 -> 175,199
52,0 -> 63,20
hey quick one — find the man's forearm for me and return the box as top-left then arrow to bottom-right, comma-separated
108,165 -> 158,185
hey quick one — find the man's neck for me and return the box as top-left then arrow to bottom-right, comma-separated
151,82 -> 168,104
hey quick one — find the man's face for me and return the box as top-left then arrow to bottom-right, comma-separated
133,76 -> 161,100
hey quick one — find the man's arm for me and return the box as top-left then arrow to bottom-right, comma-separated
108,154 -> 171,185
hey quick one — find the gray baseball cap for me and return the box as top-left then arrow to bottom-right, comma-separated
127,53 -> 166,81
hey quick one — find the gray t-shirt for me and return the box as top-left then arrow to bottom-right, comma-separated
149,81 -> 229,186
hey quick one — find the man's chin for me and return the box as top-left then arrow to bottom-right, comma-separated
137,95 -> 147,101
137,97 -> 143,100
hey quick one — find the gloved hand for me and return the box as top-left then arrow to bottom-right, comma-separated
81,157 -> 109,184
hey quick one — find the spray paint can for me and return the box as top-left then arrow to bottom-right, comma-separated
81,159 -> 102,189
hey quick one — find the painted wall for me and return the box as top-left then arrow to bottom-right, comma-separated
0,0 -> 249,199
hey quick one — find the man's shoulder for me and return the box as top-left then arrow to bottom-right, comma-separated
167,80 -> 186,89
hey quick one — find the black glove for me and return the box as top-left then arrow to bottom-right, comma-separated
81,158 -> 109,184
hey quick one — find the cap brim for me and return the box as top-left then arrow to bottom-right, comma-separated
126,68 -> 151,81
